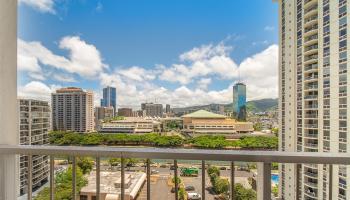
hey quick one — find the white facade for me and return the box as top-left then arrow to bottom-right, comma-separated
0,1 -> 18,199
278,0 -> 350,199
18,99 -> 50,196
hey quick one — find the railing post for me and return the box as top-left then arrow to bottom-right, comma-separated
329,164 -> 333,200
201,160 -> 205,200
147,159 -> 151,200
121,157 -> 125,200
174,159 -> 178,200
96,157 -> 101,200
257,162 -> 271,200
72,157 -> 76,200
230,161 -> 235,200
50,155 -> 55,200
27,155 -> 33,200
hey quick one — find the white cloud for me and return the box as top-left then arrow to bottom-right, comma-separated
113,44 -> 278,108
179,43 -> 232,62
264,26 -> 275,31
18,37 -> 278,109
19,0 -> 55,14
18,81 -> 59,101
52,74 -> 76,83
18,36 -> 108,79
118,66 -> 156,82
197,78 -> 212,90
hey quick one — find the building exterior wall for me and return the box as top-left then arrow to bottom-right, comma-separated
232,83 -> 247,121
18,99 -> 50,196
52,87 -> 94,133
141,103 -> 163,117
101,86 -> 117,112
118,108 -> 133,117
278,0 -> 350,199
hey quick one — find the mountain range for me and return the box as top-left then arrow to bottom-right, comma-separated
173,98 -> 278,114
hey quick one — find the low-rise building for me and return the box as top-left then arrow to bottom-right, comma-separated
80,171 -> 146,200
95,106 -> 115,130
182,110 -> 253,136
98,117 -> 161,133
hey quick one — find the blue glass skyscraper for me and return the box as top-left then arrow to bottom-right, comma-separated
232,82 -> 246,121
101,86 -> 117,112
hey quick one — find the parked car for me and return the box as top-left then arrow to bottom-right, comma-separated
187,192 -> 201,200
151,169 -> 159,174
220,166 -> 227,170
170,165 -> 176,170
185,185 -> 195,191
160,164 -> 167,168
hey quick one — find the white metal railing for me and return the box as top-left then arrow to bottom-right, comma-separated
1,145 -> 350,200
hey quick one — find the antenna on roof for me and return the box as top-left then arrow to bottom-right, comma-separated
237,68 -> 241,83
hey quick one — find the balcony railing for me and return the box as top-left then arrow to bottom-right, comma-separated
1,145 -> 350,200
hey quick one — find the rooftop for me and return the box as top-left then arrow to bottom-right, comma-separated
182,110 -> 227,119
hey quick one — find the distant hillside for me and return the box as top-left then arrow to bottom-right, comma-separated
230,98 -> 278,113
173,98 -> 278,114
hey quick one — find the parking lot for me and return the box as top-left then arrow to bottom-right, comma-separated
135,165 -> 253,200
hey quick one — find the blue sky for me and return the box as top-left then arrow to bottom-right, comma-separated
18,0 -> 279,108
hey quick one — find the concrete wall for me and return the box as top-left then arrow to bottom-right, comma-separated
0,0 -> 18,199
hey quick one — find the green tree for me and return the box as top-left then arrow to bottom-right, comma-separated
234,183 -> 256,200
77,157 -> 94,174
214,178 -> 229,194
108,158 -> 121,166
35,166 -> 87,200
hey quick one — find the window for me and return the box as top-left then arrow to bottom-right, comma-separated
340,16 -> 347,28
340,40 -> 347,49
80,195 -> 88,200
340,51 -> 347,61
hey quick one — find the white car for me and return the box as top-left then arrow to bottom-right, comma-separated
187,192 -> 201,200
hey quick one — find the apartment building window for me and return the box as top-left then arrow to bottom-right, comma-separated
339,5 -> 347,17
339,51 -> 347,62
339,16 -> 347,28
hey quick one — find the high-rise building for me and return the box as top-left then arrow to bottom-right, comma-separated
52,87 -> 94,132
166,104 -> 171,114
141,103 -> 163,117
118,108 -> 133,117
19,99 -> 50,196
278,0 -> 349,199
232,82 -> 246,121
101,86 -> 117,112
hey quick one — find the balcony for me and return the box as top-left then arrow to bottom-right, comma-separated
1,145 -> 350,200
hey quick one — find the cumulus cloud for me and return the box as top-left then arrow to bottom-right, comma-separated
18,36 -> 107,80
118,66 -> 156,82
18,81 -> 60,101
19,0 -> 55,14
18,36 -> 278,108
159,44 -> 238,84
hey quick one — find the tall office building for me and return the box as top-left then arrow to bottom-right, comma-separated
166,104 -> 171,114
52,87 -> 94,133
19,99 -> 50,195
101,86 -> 117,112
232,82 -> 247,121
141,103 -> 163,117
278,0 -> 349,199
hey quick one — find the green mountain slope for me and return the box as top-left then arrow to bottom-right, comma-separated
173,98 -> 278,114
